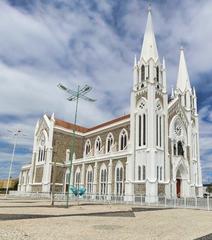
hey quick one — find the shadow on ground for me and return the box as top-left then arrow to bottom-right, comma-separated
0,207 -> 172,221
194,233 -> 212,240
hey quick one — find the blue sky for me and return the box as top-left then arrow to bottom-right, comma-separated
0,0 -> 212,183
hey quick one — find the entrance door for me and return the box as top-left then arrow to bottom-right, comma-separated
176,179 -> 181,198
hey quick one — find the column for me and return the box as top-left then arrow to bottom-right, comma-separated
107,159 -> 112,199
93,162 -> 98,195
81,163 -> 85,187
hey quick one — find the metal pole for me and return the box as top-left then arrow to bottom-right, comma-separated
66,86 -> 80,208
5,133 -> 18,197
51,151 -> 56,206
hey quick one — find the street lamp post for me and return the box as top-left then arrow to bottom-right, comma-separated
56,83 -> 96,208
5,129 -> 22,197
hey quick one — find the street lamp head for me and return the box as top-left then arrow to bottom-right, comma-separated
67,96 -> 77,102
57,83 -> 68,92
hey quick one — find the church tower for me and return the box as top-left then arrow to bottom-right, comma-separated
172,48 -> 203,197
126,7 -> 168,201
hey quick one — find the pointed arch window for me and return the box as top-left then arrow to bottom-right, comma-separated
138,114 -> 147,147
156,66 -> 159,82
159,116 -> 162,147
184,95 -> 187,107
156,113 -> 163,148
85,140 -> 91,155
141,65 -> 145,81
160,167 -> 163,181
38,133 -> 47,163
120,129 -> 128,150
95,137 -> 101,153
177,141 -> 184,156
75,169 -> 81,189
115,164 -> 124,195
142,165 -> 146,180
173,144 -> 177,156
100,166 -> 107,195
138,166 -> 141,180
106,133 -> 114,153
138,115 -> 142,147
156,115 -> 159,146
157,166 -> 159,180
86,167 -> 93,193
143,114 -> 146,145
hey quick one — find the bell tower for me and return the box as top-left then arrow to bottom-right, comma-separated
174,48 -> 203,197
126,6 -> 168,202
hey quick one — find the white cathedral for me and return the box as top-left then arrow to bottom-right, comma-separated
18,8 -> 203,200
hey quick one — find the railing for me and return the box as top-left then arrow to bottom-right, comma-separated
9,191 -> 51,199
8,191 -> 212,211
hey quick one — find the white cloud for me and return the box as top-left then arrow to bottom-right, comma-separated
0,0 -> 212,181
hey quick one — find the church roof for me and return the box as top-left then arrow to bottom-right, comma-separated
176,48 -> 191,93
140,7 -> 159,62
55,114 -> 130,133
55,118 -> 89,133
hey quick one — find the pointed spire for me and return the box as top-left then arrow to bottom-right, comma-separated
162,57 -> 166,70
193,86 -> 196,98
171,86 -> 174,99
162,57 -> 167,91
134,54 -> 137,67
51,112 -> 55,121
140,6 -> 159,62
176,47 -> 191,93
133,54 -> 138,87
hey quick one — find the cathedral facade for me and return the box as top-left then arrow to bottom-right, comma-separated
18,8 -> 203,200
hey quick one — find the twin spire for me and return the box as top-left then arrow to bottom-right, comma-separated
140,7 -> 159,62
140,6 -> 192,94
176,47 -> 191,93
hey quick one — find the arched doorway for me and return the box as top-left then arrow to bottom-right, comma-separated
176,169 -> 181,198
175,163 -> 188,198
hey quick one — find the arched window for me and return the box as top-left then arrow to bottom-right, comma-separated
159,116 -> 162,147
160,167 -> 163,181
138,114 -> 146,147
38,133 -> 47,162
157,166 -> 159,180
85,140 -> 91,155
173,144 -> 177,156
138,98 -> 147,147
142,165 -> 146,180
156,66 -> 159,82
95,137 -> 101,153
156,100 -> 163,148
141,65 -> 145,81
143,114 -> 146,145
138,115 -> 142,147
178,141 -> 184,156
106,133 -> 114,153
138,166 -> 141,180
86,166 -> 93,193
119,129 -> 128,150
38,149 -> 41,162
75,168 -> 81,189
115,162 -> 124,195
100,165 -> 107,195
156,114 -> 158,146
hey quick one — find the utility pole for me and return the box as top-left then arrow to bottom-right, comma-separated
57,83 -> 96,208
5,129 -> 22,197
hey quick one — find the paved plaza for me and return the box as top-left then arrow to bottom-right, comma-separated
0,197 -> 212,240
